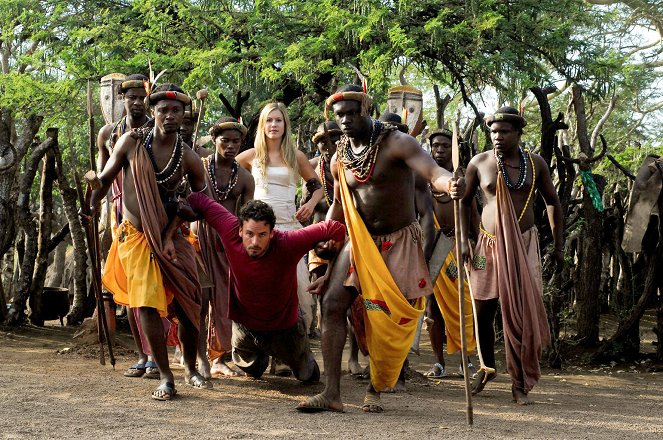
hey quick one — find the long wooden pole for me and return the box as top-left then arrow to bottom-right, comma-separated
86,81 -> 115,368
452,119 -> 473,425
192,89 -> 208,149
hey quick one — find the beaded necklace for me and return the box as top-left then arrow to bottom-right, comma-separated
144,129 -> 184,185
337,119 -> 383,183
319,156 -> 334,206
494,147 -> 527,190
480,149 -> 536,240
206,154 -> 239,201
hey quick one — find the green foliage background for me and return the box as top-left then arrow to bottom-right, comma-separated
1,0 -> 662,178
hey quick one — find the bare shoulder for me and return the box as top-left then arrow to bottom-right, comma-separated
469,151 -> 492,167
236,148 -> 256,169
529,151 -> 550,173
386,130 -> 422,159
183,144 -> 198,162
309,157 -> 319,169
197,147 -> 213,158
113,131 -> 139,157
98,123 -> 114,140
330,152 -> 339,176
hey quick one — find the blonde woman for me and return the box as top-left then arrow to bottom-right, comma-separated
236,103 -> 324,368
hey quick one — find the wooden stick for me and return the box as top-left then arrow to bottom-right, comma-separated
452,120 -> 473,425
192,89 -> 208,149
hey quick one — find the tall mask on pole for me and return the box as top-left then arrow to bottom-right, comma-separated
100,73 -> 127,125
387,85 -> 424,137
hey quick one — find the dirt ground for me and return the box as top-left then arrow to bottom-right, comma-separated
1,320 -> 662,440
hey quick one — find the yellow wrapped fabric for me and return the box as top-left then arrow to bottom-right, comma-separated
338,163 -> 424,391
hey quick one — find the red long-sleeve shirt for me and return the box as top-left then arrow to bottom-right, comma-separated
188,192 -> 346,331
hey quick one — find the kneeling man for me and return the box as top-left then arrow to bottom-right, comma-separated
179,195 -> 346,383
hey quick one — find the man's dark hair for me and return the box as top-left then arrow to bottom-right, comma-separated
336,84 -> 364,94
239,200 -> 276,230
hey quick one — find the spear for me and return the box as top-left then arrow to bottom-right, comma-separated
192,89 -> 208,149
452,117 -> 473,425
85,81 -> 115,368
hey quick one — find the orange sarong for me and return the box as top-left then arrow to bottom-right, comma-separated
102,220 -> 175,317
431,217 -> 475,354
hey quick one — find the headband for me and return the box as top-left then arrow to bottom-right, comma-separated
209,121 -> 248,139
324,91 -> 373,120
485,112 -> 527,128
312,128 -> 342,144
120,79 -> 146,93
428,128 -> 453,142
146,90 -> 192,107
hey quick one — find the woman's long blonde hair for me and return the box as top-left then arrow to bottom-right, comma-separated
254,102 -> 298,178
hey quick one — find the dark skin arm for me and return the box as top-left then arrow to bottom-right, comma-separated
89,132 -> 135,210
414,174 -> 435,261
96,124 -> 113,172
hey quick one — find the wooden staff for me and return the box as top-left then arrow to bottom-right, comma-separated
452,119 -> 473,425
192,89 -> 208,149
86,82 -> 115,368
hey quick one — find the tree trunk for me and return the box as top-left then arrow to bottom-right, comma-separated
49,240 -> 67,288
7,129 -> 56,325
571,84 -> 603,346
28,149 -> 56,325
53,145 -> 88,325
0,113 -> 43,265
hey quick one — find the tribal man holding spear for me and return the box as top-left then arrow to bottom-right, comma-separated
96,74 -> 159,378
297,85 -> 463,413
91,83 -> 211,400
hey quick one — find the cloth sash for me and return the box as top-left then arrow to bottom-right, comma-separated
131,135 -> 201,329
494,173 -> 550,392
431,216 -> 476,355
338,162 -> 424,391
198,165 -> 233,359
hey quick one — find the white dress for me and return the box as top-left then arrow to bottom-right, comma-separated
251,159 -> 314,331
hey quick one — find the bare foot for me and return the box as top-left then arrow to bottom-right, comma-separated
382,380 -> 406,393
348,358 -> 363,376
512,386 -> 532,405
210,360 -> 240,377
198,356 -> 212,380
173,346 -> 184,367
362,390 -> 384,413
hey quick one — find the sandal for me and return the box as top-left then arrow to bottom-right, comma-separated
151,382 -> 176,401
471,367 -> 497,395
123,362 -> 146,378
425,363 -> 446,379
362,392 -> 384,413
296,394 -> 344,413
185,373 -> 213,389
143,361 -> 160,380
